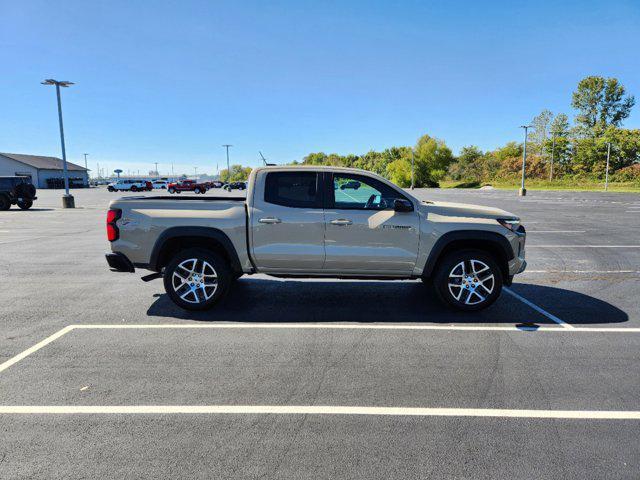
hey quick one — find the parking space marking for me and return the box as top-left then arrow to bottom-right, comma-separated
524,270 -> 640,274
503,288 -> 573,329
3,322 -> 640,375
528,245 -> 640,248
0,405 -> 638,419
527,230 -> 586,233
0,325 -> 74,374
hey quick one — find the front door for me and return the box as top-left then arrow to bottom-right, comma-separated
323,172 -> 419,274
250,170 -> 326,272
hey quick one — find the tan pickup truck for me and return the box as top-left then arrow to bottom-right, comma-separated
106,166 -> 526,311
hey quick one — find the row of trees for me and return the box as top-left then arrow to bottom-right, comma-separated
219,76 -> 638,187
297,76 -> 639,187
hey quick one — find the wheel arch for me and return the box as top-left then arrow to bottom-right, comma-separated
150,227 -> 242,275
422,230 -> 514,282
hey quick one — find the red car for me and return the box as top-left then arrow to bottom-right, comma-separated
167,179 -> 207,194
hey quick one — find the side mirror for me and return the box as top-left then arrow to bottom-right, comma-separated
393,198 -> 414,212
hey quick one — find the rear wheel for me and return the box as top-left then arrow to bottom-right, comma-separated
130,186 -> 138,192
432,250 -> 503,311
0,194 -> 10,211
163,248 -> 231,311
168,187 -> 175,194
17,199 -> 33,210
194,187 -> 202,194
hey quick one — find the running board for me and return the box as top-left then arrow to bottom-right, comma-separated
141,272 -> 163,282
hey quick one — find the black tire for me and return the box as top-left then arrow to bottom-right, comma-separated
194,187 -> 202,194
131,186 -> 138,192
163,248 -> 231,311
15,183 -> 36,199
0,194 -> 10,211
432,249 -> 503,311
17,199 -> 33,210
108,186 -> 115,192
168,188 -> 175,194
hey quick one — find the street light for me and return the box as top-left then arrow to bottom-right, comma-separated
42,79 -> 75,208
605,142 -> 612,191
83,153 -> 89,185
222,144 -> 232,181
519,125 -> 533,196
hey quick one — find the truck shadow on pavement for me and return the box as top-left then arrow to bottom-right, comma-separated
146,278 -> 628,326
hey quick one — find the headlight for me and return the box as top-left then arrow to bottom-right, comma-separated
497,218 -> 520,232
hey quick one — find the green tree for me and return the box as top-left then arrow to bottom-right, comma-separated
531,109 -> 554,153
220,164 -> 252,182
414,134 -> 454,186
386,158 -> 412,187
448,146 -> 483,181
571,76 -> 635,136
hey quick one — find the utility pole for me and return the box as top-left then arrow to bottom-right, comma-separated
42,79 -> 75,208
194,166 -> 198,180
154,162 -> 159,178
549,136 -> 556,181
410,148 -> 415,190
519,125 -> 533,196
605,142 -> 611,191
222,144 -> 232,181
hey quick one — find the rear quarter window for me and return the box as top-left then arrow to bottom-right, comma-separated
264,172 -> 320,208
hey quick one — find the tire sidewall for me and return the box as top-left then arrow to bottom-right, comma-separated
163,248 -> 231,311
17,199 -> 33,210
433,249 -> 503,311
0,194 -> 10,210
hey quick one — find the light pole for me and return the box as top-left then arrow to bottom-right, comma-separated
519,125 -> 533,196
549,136 -> 556,181
605,142 -> 611,191
154,162 -> 159,178
42,79 -> 75,208
222,144 -> 232,182
83,153 -> 89,184
410,148 -> 415,190
194,166 -> 198,180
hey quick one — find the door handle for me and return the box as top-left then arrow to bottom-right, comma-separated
259,217 -> 282,224
330,219 -> 353,226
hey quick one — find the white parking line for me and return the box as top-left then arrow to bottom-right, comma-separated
524,270 -> 640,274
528,245 -> 640,248
0,405 -> 638,419
527,230 -> 586,233
503,288 -> 573,329
3,322 -> 640,376
0,325 -> 74,373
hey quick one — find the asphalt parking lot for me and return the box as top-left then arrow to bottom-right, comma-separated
1,186 -> 639,479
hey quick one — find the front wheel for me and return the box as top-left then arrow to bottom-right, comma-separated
163,248 -> 231,311
168,188 -> 175,194
432,250 -> 503,311
130,186 -> 138,192
17,199 -> 33,210
194,187 -> 202,194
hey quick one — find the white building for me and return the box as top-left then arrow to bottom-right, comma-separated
0,152 -> 89,188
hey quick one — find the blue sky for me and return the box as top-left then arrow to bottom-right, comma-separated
1,0 -> 638,176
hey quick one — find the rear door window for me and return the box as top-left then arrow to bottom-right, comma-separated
264,172 -> 321,208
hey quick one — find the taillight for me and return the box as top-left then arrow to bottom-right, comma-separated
106,209 -> 122,242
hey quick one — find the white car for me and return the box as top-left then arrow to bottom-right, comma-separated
152,180 -> 168,189
107,179 -> 148,192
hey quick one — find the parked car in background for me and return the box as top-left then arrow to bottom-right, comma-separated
107,179 -> 149,192
0,176 -> 37,210
152,180 -> 168,189
167,179 -> 208,194
209,181 -> 224,188
223,181 -> 247,191
340,180 -> 361,190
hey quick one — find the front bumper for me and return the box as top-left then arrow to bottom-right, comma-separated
105,252 -> 135,272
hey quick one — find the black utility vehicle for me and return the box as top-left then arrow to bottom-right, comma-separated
0,176 -> 37,210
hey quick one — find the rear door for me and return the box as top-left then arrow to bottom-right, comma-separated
250,171 -> 325,272
323,172 -> 419,274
